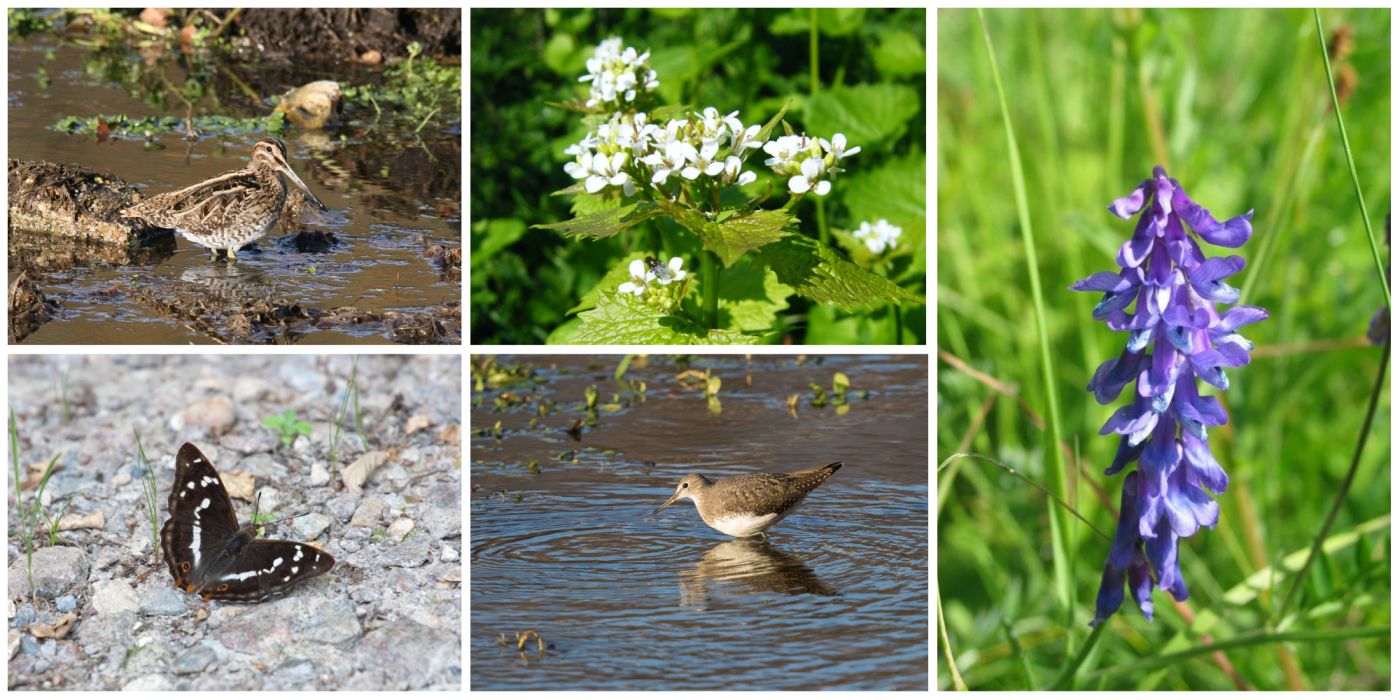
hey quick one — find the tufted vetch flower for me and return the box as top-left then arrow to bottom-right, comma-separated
1073,166 -> 1267,628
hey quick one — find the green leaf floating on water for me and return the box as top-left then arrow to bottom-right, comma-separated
532,201 -> 659,239
653,198 -> 794,267
573,292 -> 761,345
754,234 -> 925,309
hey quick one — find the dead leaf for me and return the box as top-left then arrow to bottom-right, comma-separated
405,414 -> 431,435
9,630 -> 19,659
57,511 -> 105,531
223,472 -> 255,502
438,424 -> 460,446
29,612 -> 77,639
342,451 -> 390,495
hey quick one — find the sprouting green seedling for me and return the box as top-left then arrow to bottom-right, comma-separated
263,409 -> 312,446
134,428 -> 161,566
786,394 -> 800,418
44,496 -> 73,546
584,385 -> 599,412
11,410 -> 64,596
328,357 -> 366,467
809,383 -> 829,408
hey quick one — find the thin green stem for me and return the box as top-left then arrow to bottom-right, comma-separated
808,9 -> 819,96
1314,8 -> 1388,306
702,250 -> 719,328
936,583 -> 968,690
1079,626 -> 1389,684
1274,338 -> 1389,625
1051,620 -> 1106,690
977,8 -> 1075,631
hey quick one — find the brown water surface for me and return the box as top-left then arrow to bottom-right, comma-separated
8,40 -> 460,344
470,355 -> 929,690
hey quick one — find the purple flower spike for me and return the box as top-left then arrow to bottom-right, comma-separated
1073,166 -> 1267,627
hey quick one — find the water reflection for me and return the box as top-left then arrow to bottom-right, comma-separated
678,538 -> 840,607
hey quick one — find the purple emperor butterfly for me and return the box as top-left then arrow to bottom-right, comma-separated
160,443 -> 334,602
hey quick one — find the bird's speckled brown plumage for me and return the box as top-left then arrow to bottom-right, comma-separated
122,137 -> 326,259
653,462 -> 842,538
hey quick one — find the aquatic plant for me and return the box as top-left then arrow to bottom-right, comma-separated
1072,166 -> 1268,626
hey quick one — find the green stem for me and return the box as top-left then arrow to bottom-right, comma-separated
1315,9 -> 1388,306
977,8 -> 1075,633
809,9 -> 819,95
1051,619 -> 1106,689
1274,338 -> 1389,625
702,250 -> 719,328
1079,626 -> 1389,684
892,303 -> 903,343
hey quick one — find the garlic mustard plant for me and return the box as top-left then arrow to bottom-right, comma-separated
537,37 -> 923,344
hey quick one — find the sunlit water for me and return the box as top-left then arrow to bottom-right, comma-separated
470,355 -> 929,690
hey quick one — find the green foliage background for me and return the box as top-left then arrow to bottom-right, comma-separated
471,8 -> 927,344
937,8 -> 1390,690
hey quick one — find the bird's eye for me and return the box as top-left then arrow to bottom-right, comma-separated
681,482 -> 689,489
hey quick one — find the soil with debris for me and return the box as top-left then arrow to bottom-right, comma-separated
7,355 -> 462,690
233,9 -> 461,63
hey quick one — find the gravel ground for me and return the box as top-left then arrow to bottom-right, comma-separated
6,355 -> 461,690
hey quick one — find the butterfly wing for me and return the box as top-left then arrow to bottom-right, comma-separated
160,443 -> 243,592
197,539 -> 336,602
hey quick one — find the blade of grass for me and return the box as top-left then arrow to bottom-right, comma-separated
1078,626 -> 1389,684
1314,8 -> 1388,306
937,582 -> 969,690
976,7 -> 1075,634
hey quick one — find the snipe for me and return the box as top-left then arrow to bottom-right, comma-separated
653,462 -> 842,538
122,137 -> 327,260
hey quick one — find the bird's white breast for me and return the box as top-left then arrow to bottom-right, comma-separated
704,511 -> 785,538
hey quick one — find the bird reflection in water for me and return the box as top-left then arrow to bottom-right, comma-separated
678,538 -> 839,608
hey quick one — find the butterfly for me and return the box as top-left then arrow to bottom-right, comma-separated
160,442 -> 334,602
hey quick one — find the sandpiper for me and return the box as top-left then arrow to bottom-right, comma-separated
122,137 -> 327,260
652,462 -> 842,538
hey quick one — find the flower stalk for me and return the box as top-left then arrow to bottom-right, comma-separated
1074,166 -> 1267,627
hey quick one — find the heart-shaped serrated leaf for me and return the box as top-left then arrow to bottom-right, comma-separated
532,201 -> 659,239
754,234 -> 924,309
573,292 -> 762,345
653,199 -> 793,266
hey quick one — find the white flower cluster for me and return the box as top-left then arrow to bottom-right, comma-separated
577,37 -> 659,110
563,108 -> 763,196
618,256 -> 687,296
761,133 -> 860,196
853,218 -> 902,254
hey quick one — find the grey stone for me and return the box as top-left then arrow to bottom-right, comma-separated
293,512 -> 332,540
123,674 -> 173,691
13,603 -> 37,627
219,431 -> 278,455
7,546 -> 89,599
171,644 -> 216,675
308,461 -> 331,486
138,586 -> 187,616
350,497 -> 387,528
301,597 -> 362,644
417,504 -> 461,541
327,493 -> 358,522
92,581 -> 138,615
358,620 -> 459,690
386,529 -> 433,568
256,485 -> 282,514
440,545 -> 459,562
183,396 -> 235,431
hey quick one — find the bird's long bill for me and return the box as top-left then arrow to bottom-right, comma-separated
272,156 -> 328,211
652,490 -> 682,516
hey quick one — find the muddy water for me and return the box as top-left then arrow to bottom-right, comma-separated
7,41 -> 460,345
470,355 -> 929,690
